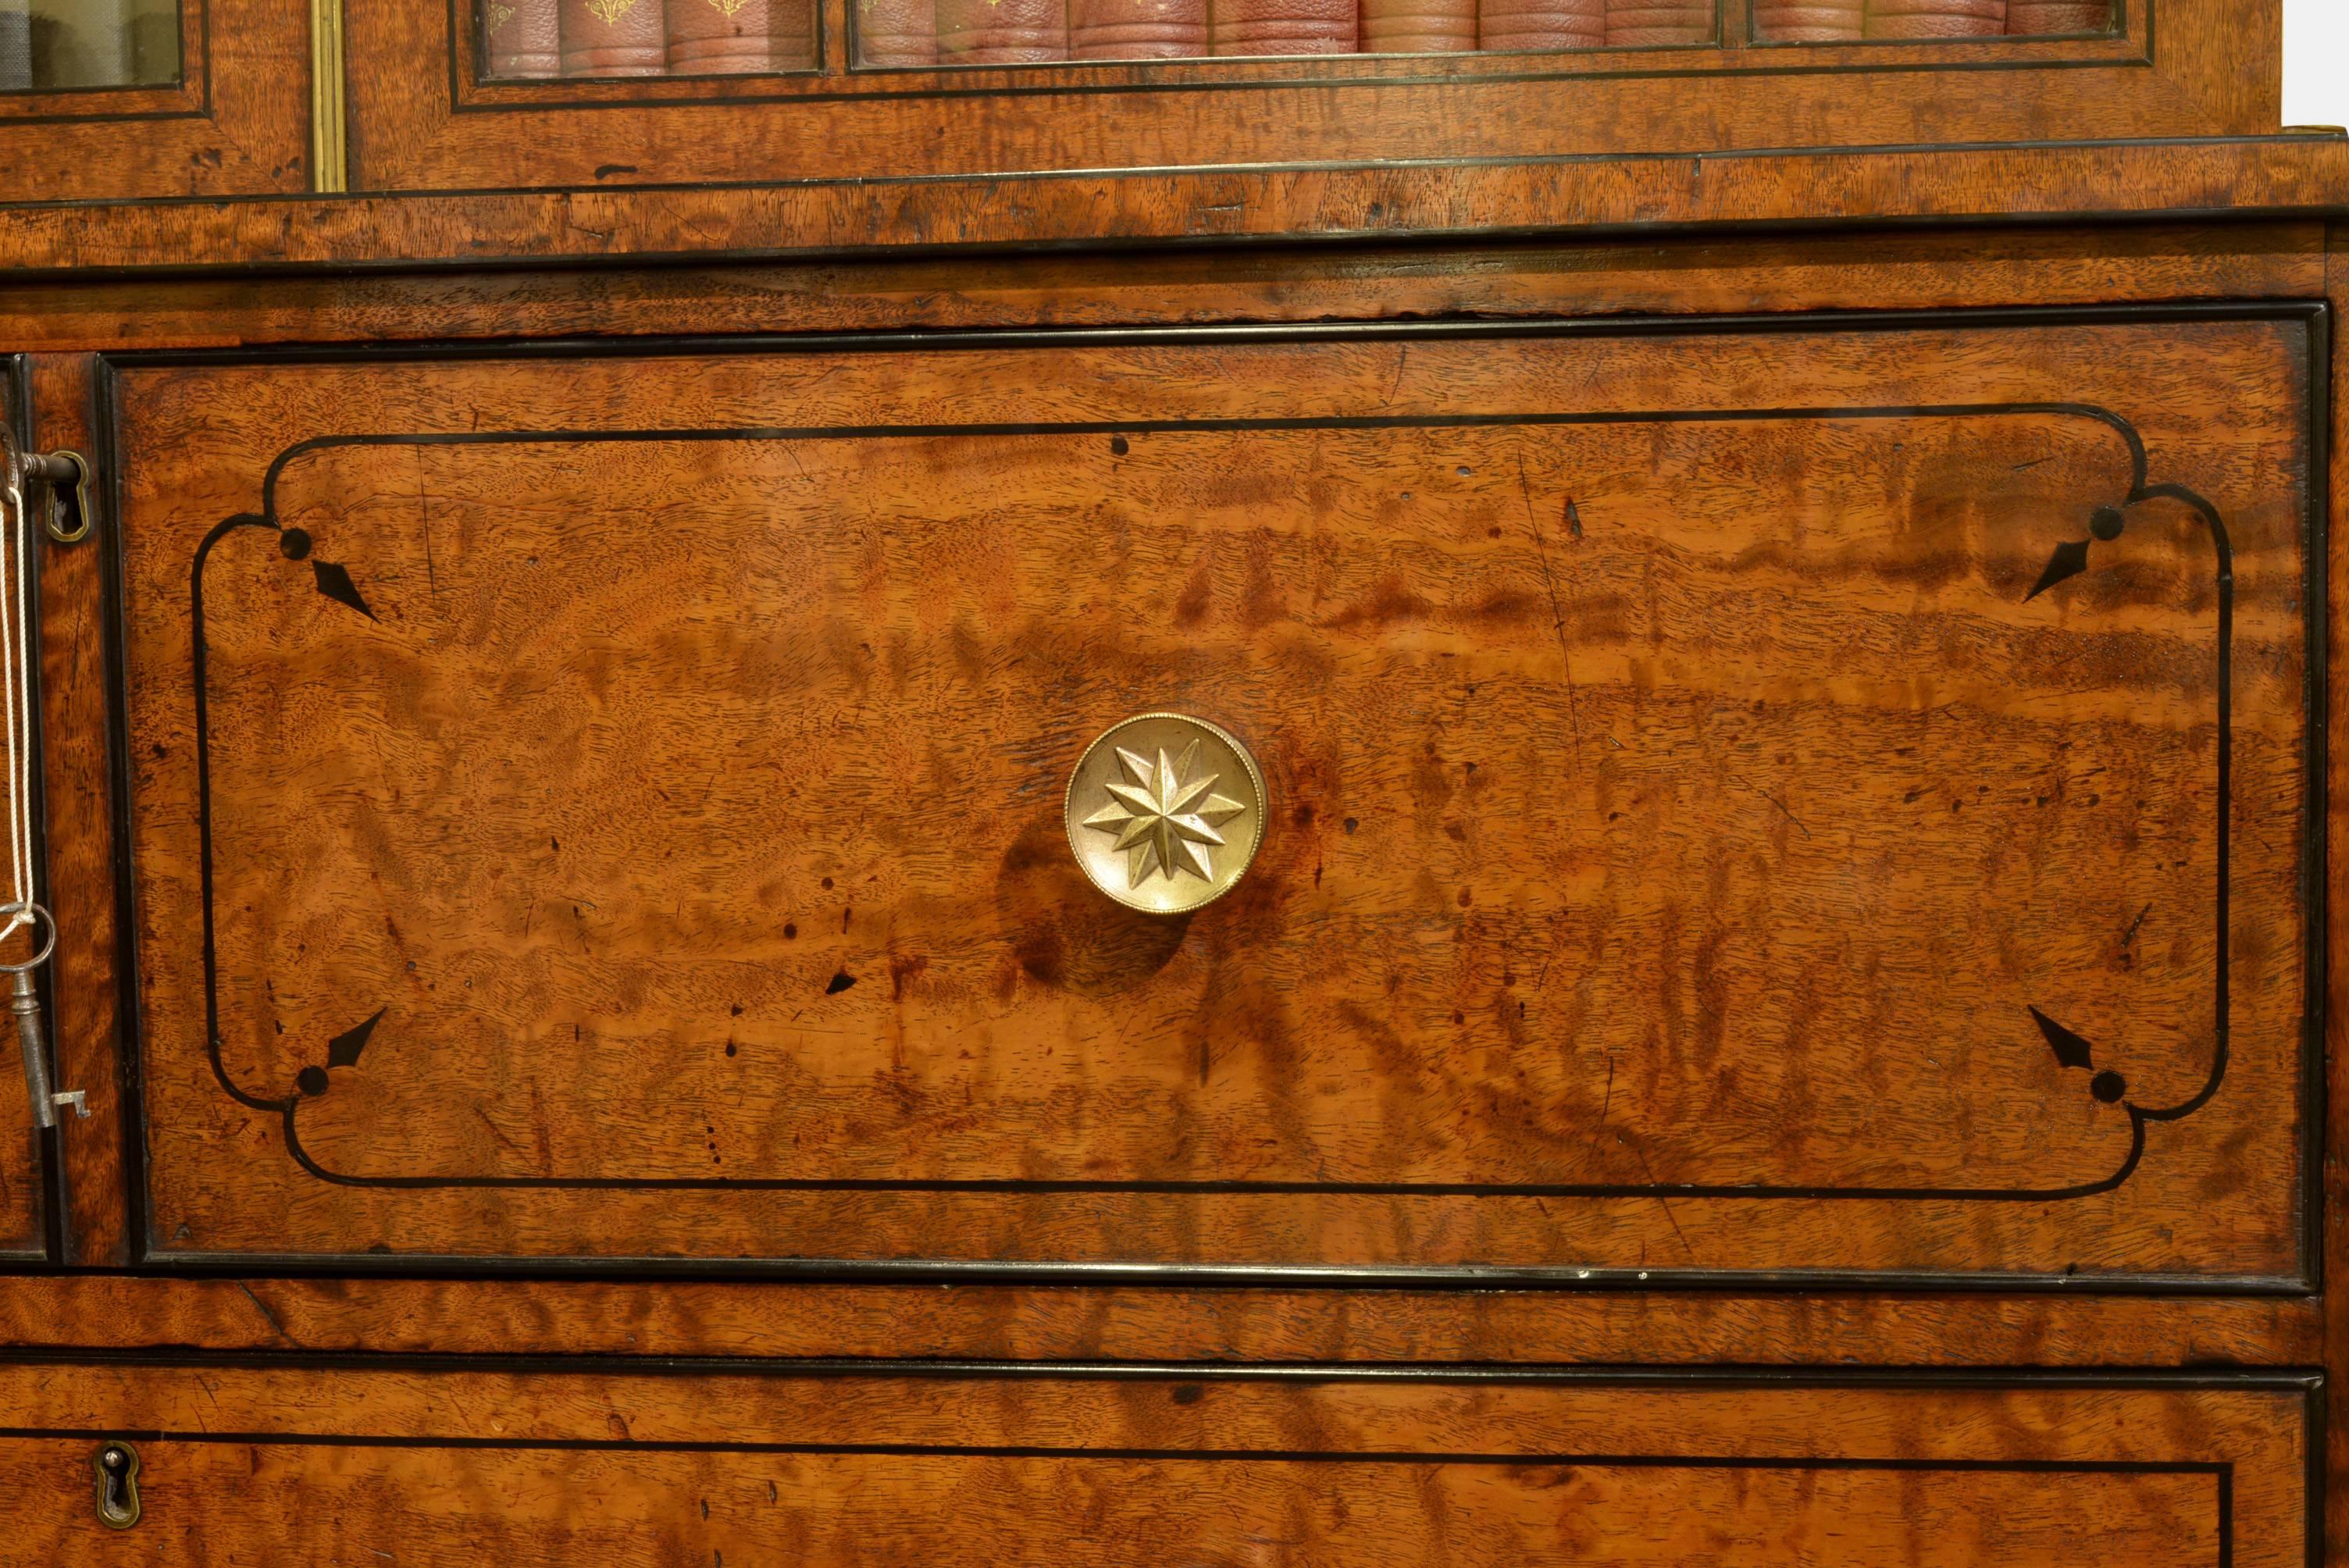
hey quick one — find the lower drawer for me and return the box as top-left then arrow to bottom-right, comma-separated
0,1358 -> 2314,1564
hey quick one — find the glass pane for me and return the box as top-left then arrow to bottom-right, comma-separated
0,0 -> 180,90
1752,0 -> 2111,41
872,0 -> 1722,62
482,0 -> 819,79
471,0 -> 2116,75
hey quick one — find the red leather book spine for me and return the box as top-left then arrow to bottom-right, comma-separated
857,0 -> 939,62
560,0 -> 668,73
1752,0 -> 1860,38
484,0 -> 563,77
665,0 -> 817,68
1068,0 -> 1209,57
1603,0 -> 1710,44
936,0 -> 1070,61
1211,0 -> 1356,54
1477,0 -> 1602,48
2005,0 -> 2105,30
1865,0 -> 2003,35
1360,0 -> 1475,52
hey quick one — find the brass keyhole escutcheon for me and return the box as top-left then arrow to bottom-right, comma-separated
1064,712 -> 1266,915
42,450 -> 94,546
92,1440 -> 140,1529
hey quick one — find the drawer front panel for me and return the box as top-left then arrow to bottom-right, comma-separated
0,1363 -> 2313,1566
105,309 -> 2318,1279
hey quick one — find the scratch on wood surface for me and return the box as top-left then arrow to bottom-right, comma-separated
1518,450 -> 1583,758
1729,774 -> 1811,838
1627,1139 -> 1699,1264
232,1279 -> 301,1348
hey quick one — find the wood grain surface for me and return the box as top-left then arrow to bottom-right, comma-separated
2,140 -> 2340,279
0,1069 -> 37,1261
0,1361 -> 2311,1558
109,315 -> 2312,1278
0,1362 -> 2312,1566
2322,217 -> 2348,1568
0,224 -> 2321,355
4,1443 -> 2240,1565
0,1274 -> 2321,1364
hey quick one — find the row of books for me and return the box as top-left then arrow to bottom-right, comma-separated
1755,0 -> 2109,39
873,0 -> 1715,62
482,0 -> 2110,77
864,0 -> 2108,63
486,0 -> 818,77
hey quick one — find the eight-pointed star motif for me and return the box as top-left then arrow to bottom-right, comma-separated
1082,739 -> 1249,888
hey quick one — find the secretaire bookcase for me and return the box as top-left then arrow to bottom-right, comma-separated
0,0 -> 2343,1559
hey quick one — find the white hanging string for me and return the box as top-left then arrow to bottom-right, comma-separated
0,436 -> 34,945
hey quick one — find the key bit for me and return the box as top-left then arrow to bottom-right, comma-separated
10,968 -> 55,1131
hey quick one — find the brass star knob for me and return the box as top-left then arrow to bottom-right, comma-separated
1064,713 -> 1267,915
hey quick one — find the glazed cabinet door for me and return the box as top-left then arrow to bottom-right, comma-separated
0,0 -> 311,201
344,0 -> 2278,194
98,304 -> 2319,1284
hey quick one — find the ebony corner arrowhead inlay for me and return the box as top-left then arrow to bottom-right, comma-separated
2029,1006 -> 2129,1106
312,559 -> 376,621
326,1007 -> 387,1071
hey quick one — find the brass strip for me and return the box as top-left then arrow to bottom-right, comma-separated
309,0 -> 349,194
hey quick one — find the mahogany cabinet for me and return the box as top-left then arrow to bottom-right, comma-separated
0,0 -> 2344,1557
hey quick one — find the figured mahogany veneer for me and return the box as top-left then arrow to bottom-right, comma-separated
99,308 -> 2315,1282
0,1360 -> 2315,1566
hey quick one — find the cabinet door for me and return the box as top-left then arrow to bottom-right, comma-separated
343,0 -> 2276,198
0,1360 -> 2315,1564
101,305 -> 2318,1284
0,0 -> 310,201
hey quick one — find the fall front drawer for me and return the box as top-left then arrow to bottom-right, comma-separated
98,304 -> 2320,1282
0,1359 -> 2315,1564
